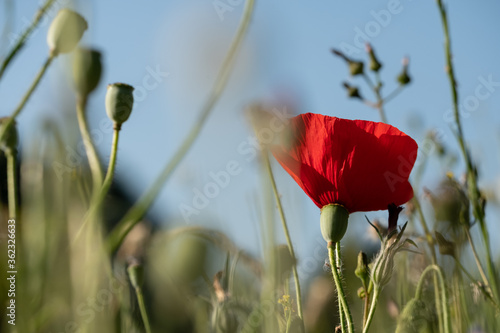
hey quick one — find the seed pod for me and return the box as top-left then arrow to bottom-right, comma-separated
72,48 -> 102,99
47,9 -> 88,56
105,83 -> 134,126
320,204 -> 349,243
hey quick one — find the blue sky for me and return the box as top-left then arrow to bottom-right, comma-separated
1,0 -> 500,260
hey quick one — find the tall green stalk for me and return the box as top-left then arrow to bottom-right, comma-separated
435,0 -> 499,303
105,0 -> 256,254
263,154 -> 304,328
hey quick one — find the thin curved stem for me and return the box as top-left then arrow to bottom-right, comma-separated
263,154 -> 304,326
454,257 -> 500,312
76,97 -> 103,197
0,55 -> 54,143
97,126 -> 120,206
464,227 -> 491,294
328,242 -> 354,333
6,149 -> 18,219
105,0 -> 256,254
73,126 -> 120,243
383,85 -> 404,104
414,265 -> 450,333
0,0 -> 57,80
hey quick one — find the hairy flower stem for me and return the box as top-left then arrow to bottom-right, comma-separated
335,243 -> 347,333
6,149 -> 18,219
0,55 -> 54,143
0,0 -> 57,80
76,97 -> 103,199
328,242 -> 354,333
435,0 -> 499,303
105,0 -> 256,254
263,154 -> 305,328
415,265 -> 451,333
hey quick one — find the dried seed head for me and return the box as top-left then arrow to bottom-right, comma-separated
105,83 -> 134,127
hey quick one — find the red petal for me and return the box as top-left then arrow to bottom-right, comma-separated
272,113 -> 418,212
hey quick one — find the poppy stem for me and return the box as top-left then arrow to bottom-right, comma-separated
328,242 -> 354,333
0,0 -> 57,81
105,0 -> 256,254
335,243 -> 348,333
73,125 -> 121,244
263,154 -> 305,328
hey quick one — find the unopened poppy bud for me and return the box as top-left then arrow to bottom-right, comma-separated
72,48 -> 102,99
320,204 -> 349,243
434,231 -> 456,258
395,298 -> 429,333
0,117 -> 18,153
357,287 -> 366,299
342,82 -> 362,99
127,258 -> 144,289
105,83 -> 134,127
331,49 -> 364,76
47,9 -> 88,56
397,57 -> 411,85
366,43 -> 382,72
355,251 -> 369,285
349,61 -> 364,76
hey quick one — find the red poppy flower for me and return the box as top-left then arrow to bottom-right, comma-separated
272,113 -> 418,213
